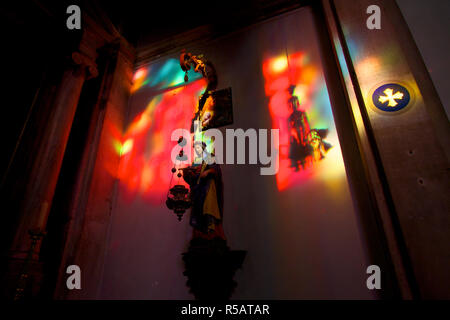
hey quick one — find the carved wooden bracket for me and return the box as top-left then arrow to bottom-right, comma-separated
71,51 -> 99,79
182,238 -> 246,300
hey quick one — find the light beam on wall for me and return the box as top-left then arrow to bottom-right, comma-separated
114,58 -> 207,203
263,52 -> 347,191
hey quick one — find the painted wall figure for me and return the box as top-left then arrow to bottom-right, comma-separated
287,85 -> 333,171
287,85 -> 312,170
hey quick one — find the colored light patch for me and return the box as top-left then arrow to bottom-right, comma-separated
133,68 -> 147,81
121,139 -> 133,155
263,52 -> 346,191
272,57 -> 288,73
356,56 -> 381,76
113,139 -> 122,155
117,76 -> 207,203
131,67 -> 148,93
112,139 -> 134,156
131,58 -> 203,95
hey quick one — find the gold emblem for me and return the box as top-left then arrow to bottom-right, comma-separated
378,88 -> 404,107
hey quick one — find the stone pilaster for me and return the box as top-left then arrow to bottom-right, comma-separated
3,52 -> 98,299
323,0 -> 450,299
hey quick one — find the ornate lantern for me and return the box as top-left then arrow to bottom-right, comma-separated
166,184 -> 191,221
166,137 -> 191,220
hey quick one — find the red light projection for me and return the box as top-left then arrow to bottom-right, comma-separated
116,79 -> 207,203
263,52 -> 343,191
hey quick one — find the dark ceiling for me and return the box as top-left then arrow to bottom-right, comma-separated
93,0 -> 309,47
2,0 -> 310,48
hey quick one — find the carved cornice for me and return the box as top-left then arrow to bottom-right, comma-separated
65,3 -> 136,80
81,6 -> 135,65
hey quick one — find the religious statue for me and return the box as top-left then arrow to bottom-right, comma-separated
180,49 -> 219,133
167,50 -> 244,300
181,141 -> 225,240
